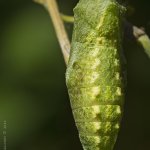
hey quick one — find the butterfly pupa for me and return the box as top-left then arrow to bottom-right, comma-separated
66,0 -> 126,149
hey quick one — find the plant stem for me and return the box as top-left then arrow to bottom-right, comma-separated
34,0 -> 70,65
125,21 -> 150,58
138,35 -> 150,58
133,26 -> 150,58
61,14 -> 74,23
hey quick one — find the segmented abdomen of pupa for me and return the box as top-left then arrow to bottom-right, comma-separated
66,0 -> 125,150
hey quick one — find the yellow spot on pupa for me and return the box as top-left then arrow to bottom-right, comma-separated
115,72 -> 120,80
92,59 -> 101,69
94,122 -> 100,131
95,136 -> 100,144
113,48 -> 117,55
93,106 -> 100,114
91,86 -> 100,96
116,87 -> 121,96
91,48 -> 99,57
115,124 -> 119,129
114,59 -> 119,66
116,106 -> 121,114
96,13 -> 105,30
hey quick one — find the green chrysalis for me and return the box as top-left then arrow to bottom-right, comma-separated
66,0 -> 125,150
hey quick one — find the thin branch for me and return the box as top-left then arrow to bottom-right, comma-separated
138,35 -> 150,58
34,0 -> 70,65
124,21 -> 150,58
61,14 -> 74,23
133,26 -> 150,58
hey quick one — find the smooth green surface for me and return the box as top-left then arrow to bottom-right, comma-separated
66,0 -> 125,149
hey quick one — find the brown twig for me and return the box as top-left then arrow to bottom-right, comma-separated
34,0 -> 70,65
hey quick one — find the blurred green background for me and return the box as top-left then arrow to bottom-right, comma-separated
0,0 -> 150,150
